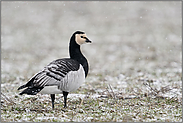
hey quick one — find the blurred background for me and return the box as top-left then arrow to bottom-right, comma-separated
1,1 -> 182,122
1,1 -> 182,96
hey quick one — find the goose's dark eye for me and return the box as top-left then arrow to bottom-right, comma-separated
81,36 -> 84,38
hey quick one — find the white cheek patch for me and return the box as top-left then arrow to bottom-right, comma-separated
75,34 -> 87,45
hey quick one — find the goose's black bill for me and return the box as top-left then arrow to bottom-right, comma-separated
85,37 -> 92,43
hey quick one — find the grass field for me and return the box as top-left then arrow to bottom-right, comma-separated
1,1 -> 182,122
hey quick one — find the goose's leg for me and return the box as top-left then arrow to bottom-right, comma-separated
50,94 -> 55,109
63,91 -> 69,108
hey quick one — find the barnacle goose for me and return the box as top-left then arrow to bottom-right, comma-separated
17,31 -> 92,109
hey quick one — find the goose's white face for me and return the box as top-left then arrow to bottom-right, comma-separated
75,34 -> 91,45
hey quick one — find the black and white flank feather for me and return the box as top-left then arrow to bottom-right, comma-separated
18,31 -> 92,109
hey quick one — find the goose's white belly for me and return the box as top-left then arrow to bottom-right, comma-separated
40,86 -> 62,94
40,65 -> 85,94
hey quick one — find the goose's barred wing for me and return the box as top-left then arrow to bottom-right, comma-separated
45,58 -> 80,82
18,58 -> 80,95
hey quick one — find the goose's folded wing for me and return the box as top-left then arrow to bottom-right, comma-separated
18,58 -> 80,95
36,58 -> 80,86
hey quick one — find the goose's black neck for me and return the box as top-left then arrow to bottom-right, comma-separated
69,36 -> 89,77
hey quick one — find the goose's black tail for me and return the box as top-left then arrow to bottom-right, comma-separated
19,87 -> 44,95
17,75 -> 43,95
17,84 -> 26,90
